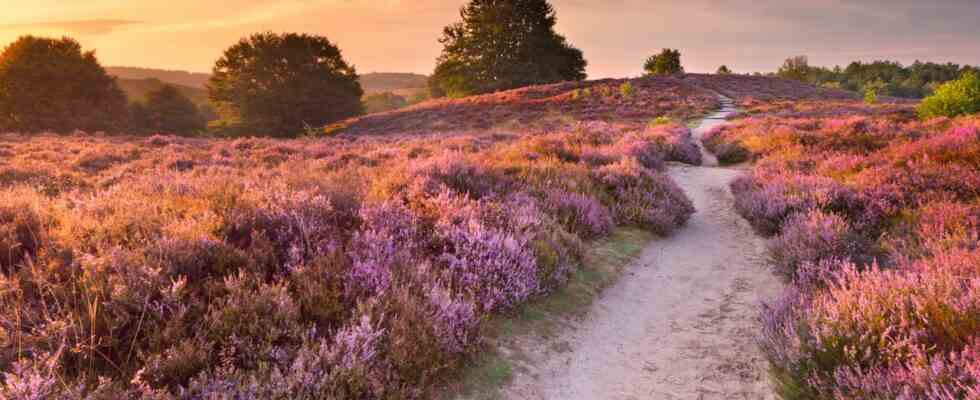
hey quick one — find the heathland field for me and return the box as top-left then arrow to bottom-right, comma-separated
2,71 -> 979,399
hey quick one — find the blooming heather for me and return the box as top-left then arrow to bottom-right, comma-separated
715,98 -> 980,396
0,94 -> 703,397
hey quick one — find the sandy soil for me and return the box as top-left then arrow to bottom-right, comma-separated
498,96 -> 783,400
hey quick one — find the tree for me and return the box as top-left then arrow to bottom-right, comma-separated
918,71 -> 980,119
0,36 -> 128,133
430,0 -> 587,98
208,32 -> 364,137
644,49 -> 683,76
777,55 -> 814,82
363,92 -> 409,114
716,65 -> 732,75
132,85 -> 206,135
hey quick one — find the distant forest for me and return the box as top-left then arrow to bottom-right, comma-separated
775,58 -> 979,99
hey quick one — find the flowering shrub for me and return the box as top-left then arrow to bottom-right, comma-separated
767,210 -> 859,278
331,75 -> 718,136
720,96 -> 980,396
0,92 -> 701,397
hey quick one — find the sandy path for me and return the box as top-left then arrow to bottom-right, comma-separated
500,96 -> 782,400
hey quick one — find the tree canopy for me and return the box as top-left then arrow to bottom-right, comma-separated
208,32 -> 364,137
131,85 -> 206,135
644,49 -> 684,76
777,55 -> 978,99
0,36 -> 128,133
429,0 -> 587,98
716,65 -> 732,75
918,71 -> 980,119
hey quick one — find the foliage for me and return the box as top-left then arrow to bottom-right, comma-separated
918,71 -> 980,119
429,0 -> 587,98
862,79 -> 883,105
709,96 -> 980,397
716,65 -> 732,75
0,106 -> 702,397
208,32 -> 364,137
130,85 -> 206,135
776,55 -> 813,82
0,36 -> 128,133
643,49 -> 683,76
777,57 -> 978,99
363,92 -> 409,114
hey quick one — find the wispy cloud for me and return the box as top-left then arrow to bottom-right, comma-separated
0,19 -> 140,35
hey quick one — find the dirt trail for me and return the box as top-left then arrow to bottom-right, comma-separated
500,96 -> 783,399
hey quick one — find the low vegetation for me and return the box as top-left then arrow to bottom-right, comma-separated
330,76 -> 718,136
0,100 -> 706,397
703,98 -> 980,398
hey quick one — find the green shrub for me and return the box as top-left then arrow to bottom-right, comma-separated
619,82 -> 635,99
918,71 -> 980,119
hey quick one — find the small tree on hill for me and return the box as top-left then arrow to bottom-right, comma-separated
918,71 -> 980,119
430,0 -> 587,98
778,55 -> 813,82
0,36 -> 128,133
132,85 -> 206,135
644,49 -> 684,76
716,65 -> 732,75
208,32 -> 364,137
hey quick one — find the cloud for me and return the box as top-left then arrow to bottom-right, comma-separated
0,19 -> 140,35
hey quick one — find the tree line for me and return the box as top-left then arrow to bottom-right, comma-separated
0,0 -> 976,137
0,0 -> 595,137
776,55 -> 979,99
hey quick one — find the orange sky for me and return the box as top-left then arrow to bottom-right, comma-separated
2,0 -> 979,78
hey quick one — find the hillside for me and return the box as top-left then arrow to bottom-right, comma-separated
106,66 -> 211,88
115,77 -> 209,105
329,74 -> 852,136
360,72 -> 428,96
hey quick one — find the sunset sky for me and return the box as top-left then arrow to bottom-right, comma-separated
1,0 -> 978,78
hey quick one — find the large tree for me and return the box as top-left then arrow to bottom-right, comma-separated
644,49 -> 684,76
208,33 -> 363,137
131,85 -> 206,135
0,36 -> 128,133
430,0 -> 587,98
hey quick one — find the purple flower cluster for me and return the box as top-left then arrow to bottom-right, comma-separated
718,100 -> 980,396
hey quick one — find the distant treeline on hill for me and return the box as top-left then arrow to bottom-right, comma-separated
774,56 -> 979,99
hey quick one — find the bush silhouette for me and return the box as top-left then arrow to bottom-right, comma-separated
430,0 -> 587,98
208,32 -> 364,137
0,36 -> 127,133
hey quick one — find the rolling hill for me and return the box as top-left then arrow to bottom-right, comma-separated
106,67 -> 428,100
115,77 -> 209,105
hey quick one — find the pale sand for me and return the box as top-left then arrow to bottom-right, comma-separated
499,96 -> 783,400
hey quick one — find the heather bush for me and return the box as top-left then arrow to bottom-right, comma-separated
595,158 -> 694,234
543,190 -> 614,238
767,210 -> 859,278
0,88 -> 702,396
0,187 -> 50,273
762,251 -> 980,399
728,95 -> 980,396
